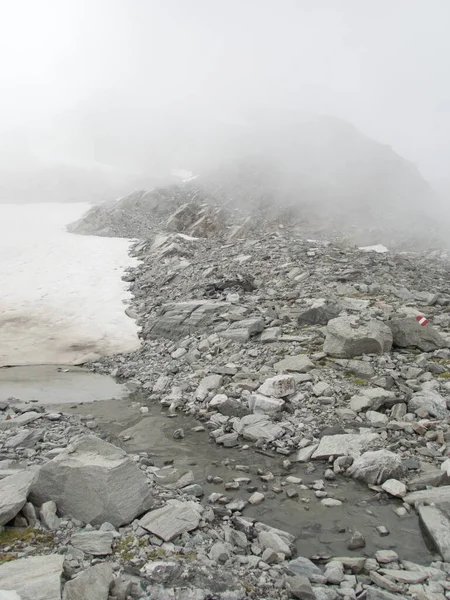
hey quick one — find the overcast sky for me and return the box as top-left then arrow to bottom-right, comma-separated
1,0 -> 449,182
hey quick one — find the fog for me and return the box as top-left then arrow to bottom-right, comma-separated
1,0 -> 450,201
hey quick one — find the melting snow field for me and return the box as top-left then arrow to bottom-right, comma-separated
0,203 -> 140,366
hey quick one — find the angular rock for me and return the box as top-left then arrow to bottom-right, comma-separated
0,412 -> 42,431
297,301 -> 341,326
418,504 -> 450,561
0,554 -> 64,600
139,499 -> 202,541
30,435 -> 152,527
234,414 -> 284,442
366,410 -> 389,426
408,389 -> 448,419
248,394 -> 285,415
285,575 -> 316,600
349,388 -> 397,412
62,563 -> 114,600
0,470 -> 38,526
195,375 -> 223,401
71,531 -> 114,555
39,500 -> 60,530
312,433 -> 380,460
381,479 -> 407,498
258,531 -> 292,557
366,587 -> 405,600
294,445 -> 318,463
284,556 -> 324,579
274,355 -> 315,373
324,317 -> 393,358
404,485 -> 450,507
389,316 -> 446,351
5,428 -> 44,449
258,375 -> 296,398
347,450 -> 404,485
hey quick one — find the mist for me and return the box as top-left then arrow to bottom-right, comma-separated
1,0 -> 450,202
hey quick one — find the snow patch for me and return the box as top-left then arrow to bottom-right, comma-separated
358,244 -> 389,253
0,203 -> 140,366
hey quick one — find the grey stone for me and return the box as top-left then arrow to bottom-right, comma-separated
347,450 -> 404,485
389,316 -> 447,351
349,388 -> 396,412
0,554 -> 64,600
284,556 -> 324,579
258,375 -> 296,398
297,301 -> 341,326
380,569 -> 428,584
375,550 -> 398,564
71,530 -> 114,555
39,500 -> 60,530
294,445 -> 318,463
381,479 -> 407,498
0,412 -> 42,431
324,317 -> 393,358
0,470 -> 38,526
248,394 -> 285,415
404,485 -> 450,507
209,542 -> 230,563
30,435 -> 152,527
408,390 -> 448,419
234,414 -> 284,442
139,499 -> 202,541
0,592 -> 21,600
62,563 -> 114,600
258,531 -> 292,557
5,428 -> 44,449
366,589 -> 405,600
261,327 -> 282,343
312,433 -> 380,460
195,375 -> 223,400
285,575 -> 316,600
418,504 -> 450,561
274,355 -> 315,373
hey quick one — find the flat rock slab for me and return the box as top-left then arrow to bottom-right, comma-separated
139,499 -> 202,542
0,554 -> 64,600
234,414 -> 284,442
312,433 -> 380,460
30,435 -> 152,527
0,412 -> 42,431
404,485 -> 450,507
63,563 -> 114,600
273,355 -> 314,373
0,470 -> 38,526
71,531 -> 114,555
418,504 -> 450,561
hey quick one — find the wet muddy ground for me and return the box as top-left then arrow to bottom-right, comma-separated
17,365 -> 430,565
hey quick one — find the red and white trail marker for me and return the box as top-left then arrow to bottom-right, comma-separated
416,315 -> 429,327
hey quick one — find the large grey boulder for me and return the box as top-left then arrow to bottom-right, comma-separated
71,531 -> 114,555
389,316 -> 447,351
30,435 -> 152,526
408,389 -> 448,419
63,563 -> 114,600
0,554 -> 64,600
234,414 -> 284,442
0,470 -> 38,526
324,317 -> 393,358
347,450 -> 404,485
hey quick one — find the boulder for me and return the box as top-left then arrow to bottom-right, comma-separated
297,301 -> 341,326
0,555 -> 64,600
139,499 -> 202,541
234,414 -> 284,442
4,429 -> 44,449
405,486 -> 450,507
0,470 -> 38,526
389,316 -> 447,351
62,563 -> 114,600
248,394 -> 285,415
408,389 -> 448,419
349,388 -> 397,412
258,375 -> 296,398
30,435 -> 152,527
347,450 -> 404,485
324,317 -> 393,358
312,433 -> 380,460
145,301 -> 230,340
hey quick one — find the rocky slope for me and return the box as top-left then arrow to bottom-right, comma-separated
68,114 -> 447,250
4,182 -> 450,596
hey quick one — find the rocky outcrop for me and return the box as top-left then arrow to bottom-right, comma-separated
323,317 -> 393,358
